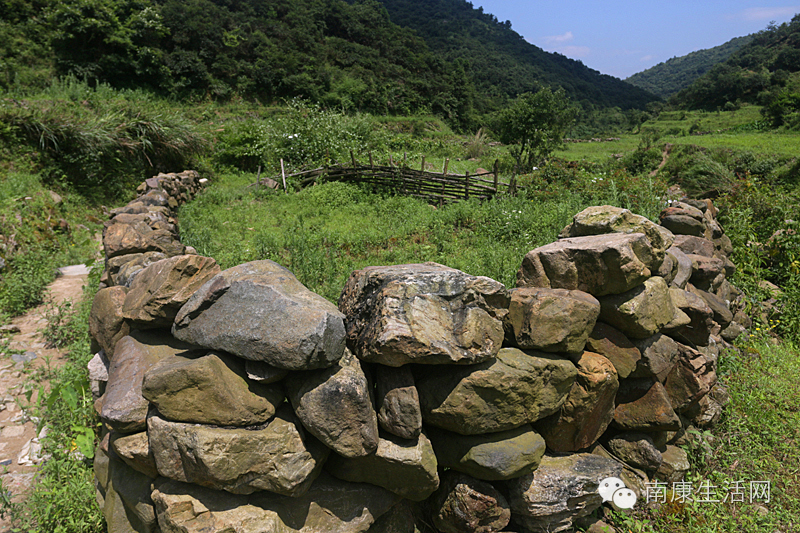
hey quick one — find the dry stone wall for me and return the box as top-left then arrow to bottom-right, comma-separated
90,175 -> 748,533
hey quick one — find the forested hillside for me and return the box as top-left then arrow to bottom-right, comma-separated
627,35 -> 753,98
377,0 -> 658,113
1,0 -> 658,129
672,13 -> 800,127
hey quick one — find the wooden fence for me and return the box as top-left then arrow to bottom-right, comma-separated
259,153 -> 509,206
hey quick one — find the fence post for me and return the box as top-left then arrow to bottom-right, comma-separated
280,159 -> 287,194
403,152 -> 407,168
369,152 -> 374,170
350,150 -> 357,168
255,165 -> 261,187
493,159 -> 499,192
465,171 -> 470,200
421,156 -> 426,172
442,159 -> 449,176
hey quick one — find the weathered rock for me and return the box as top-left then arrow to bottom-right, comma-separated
104,223 -> 185,259
426,424 -> 546,481
104,482 -> 151,533
110,431 -> 158,479
286,349 -> 379,458
688,254 -> 726,291
606,433 -> 663,471
585,322 -> 641,379
666,288 -> 714,346
672,235 -> 714,257
416,347 -> 577,435
101,331 -> 202,432
89,286 -> 130,358
684,383 -> 729,427
656,250 -> 676,284
714,234 -> 734,256
325,431 -> 439,501
599,277 -> 676,339
659,211 -> 705,237
504,287 -> 600,353
122,255 -> 221,328
339,263 -> 506,367
590,443 -> 649,501
245,360 -> 289,384
148,407 -> 328,496
654,445 -> 690,483
507,453 -> 622,533
688,286 -> 733,327
105,252 -> 169,288
430,471 -> 511,533
663,344 -> 716,412
721,321 -> 746,342
517,233 -> 659,297
630,334 -> 680,382
613,379 -> 681,431
536,352 -> 619,452
142,351 -> 284,426
88,350 -> 110,382
107,453 -> 158,533
173,260 -> 346,370
375,365 -> 422,440
367,500 -> 417,533
559,205 -> 674,259
667,247 -> 693,289
152,473 -> 400,533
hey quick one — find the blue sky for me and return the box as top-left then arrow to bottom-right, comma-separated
472,1 -> 800,79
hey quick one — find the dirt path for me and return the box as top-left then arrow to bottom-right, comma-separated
0,264 -> 90,530
649,142 -> 674,177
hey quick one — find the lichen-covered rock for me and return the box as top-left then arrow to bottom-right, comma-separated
416,347 -> 577,435
687,254 -> 726,292
152,473 -> 401,533
507,453 -> 622,533
517,233 -> 659,297
536,352 -> 619,452
688,285 -> 733,328
672,235 -> 714,258
104,252 -> 169,288
122,254 -> 220,328
286,349 -> 379,458
630,334 -> 680,382
325,432 -> 439,501
375,365 -> 422,440
142,351 -> 284,426
339,263 -> 507,367
666,288 -> 714,346
104,223 -> 185,259
504,287 -> 600,354
173,260 -> 346,370
613,379 -> 681,431
426,424 -> 546,481
148,408 -> 328,496
89,286 -> 130,358
667,247 -> 693,289
655,445 -> 690,483
606,432 -> 663,471
599,277 -> 676,339
584,322 -> 641,379
559,205 -> 674,260
101,331 -> 203,432
430,471 -> 511,533
663,344 -> 716,412
110,431 -> 158,479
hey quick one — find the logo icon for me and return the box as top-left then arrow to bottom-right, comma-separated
598,477 -> 638,510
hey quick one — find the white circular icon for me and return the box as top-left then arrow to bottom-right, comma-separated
598,477 -> 626,502
612,487 -> 638,509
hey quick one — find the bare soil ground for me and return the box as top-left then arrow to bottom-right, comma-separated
0,265 -> 90,532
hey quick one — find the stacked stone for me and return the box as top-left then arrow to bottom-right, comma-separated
90,186 -> 745,533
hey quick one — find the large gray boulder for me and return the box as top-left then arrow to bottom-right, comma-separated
100,331 -> 203,432
151,473 -> 401,533
517,233 -> 659,297
416,347 -> 577,434
122,254 -> 220,328
559,205 -> 674,260
286,349 -> 379,458
426,424 -> 546,481
536,351 -> 619,452
339,263 -> 507,367
375,365 -> 422,440
430,471 -> 511,533
148,408 -> 328,496
598,277 -> 676,339
504,287 -> 600,354
325,431 -> 439,501
507,453 -> 623,533
142,351 -> 284,426
173,260 -> 346,370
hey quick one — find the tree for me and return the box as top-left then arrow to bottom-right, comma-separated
496,87 -> 577,172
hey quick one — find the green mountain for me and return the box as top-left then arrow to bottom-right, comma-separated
627,35 -> 754,98
672,14 -> 800,114
376,0 -> 659,113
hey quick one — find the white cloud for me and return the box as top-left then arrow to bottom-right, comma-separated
729,6 -> 800,21
559,45 -> 591,58
544,31 -> 574,44
640,55 -> 656,62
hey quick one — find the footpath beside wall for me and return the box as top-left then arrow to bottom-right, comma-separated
89,171 -> 749,533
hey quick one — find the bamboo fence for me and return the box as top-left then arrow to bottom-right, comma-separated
261,153 -> 509,206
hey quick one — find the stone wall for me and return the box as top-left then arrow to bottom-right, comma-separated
89,174 -> 748,533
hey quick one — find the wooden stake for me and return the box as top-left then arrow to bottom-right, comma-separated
442,159 -> 449,176
465,171 -> 470,200
493,159 -> 499,192
350,150 -> 357,168
255,165 -> 262,187
403,152 -> 407,167
389,154 -> 394,167
421,156 -> 426,171
280,159 -> 287,193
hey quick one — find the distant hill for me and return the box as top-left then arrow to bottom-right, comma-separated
672,14 -> 800,111
376,0 -> 659,112
627,35 -> 754,98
